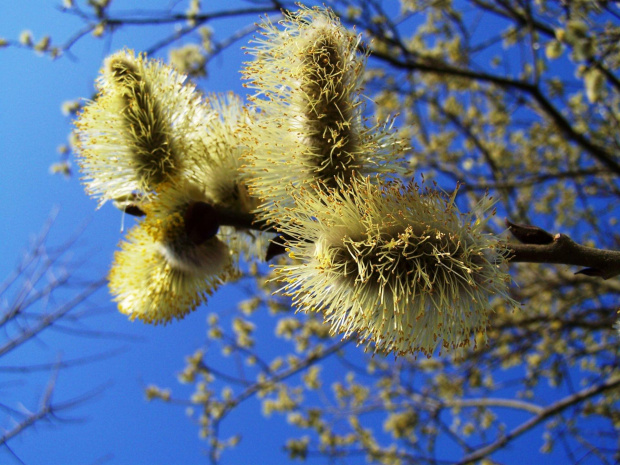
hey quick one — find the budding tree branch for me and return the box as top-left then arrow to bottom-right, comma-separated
458,373 -> 620,465
176,203 -> 620,279
505,220 -> 620,279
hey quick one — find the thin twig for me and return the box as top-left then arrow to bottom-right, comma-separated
204,204 -> 620,279
457,374 -> 620,464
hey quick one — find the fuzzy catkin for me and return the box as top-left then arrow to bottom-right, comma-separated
242,6 -> 405,223
276,176 -> 514,356
196,92 -> 273,261
109,183 -> 232,324
76,49 -> 211,206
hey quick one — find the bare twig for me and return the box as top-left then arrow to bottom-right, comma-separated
0,216 -> 122,460
506,220 -> 620,279
457,374 -> 620,464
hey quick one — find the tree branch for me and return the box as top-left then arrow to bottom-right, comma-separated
457,374 -> 620,465
365,50 -> 620,176
505,220 -> 620,279
199,204 -> 620,279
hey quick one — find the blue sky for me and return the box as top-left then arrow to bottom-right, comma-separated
0,2 -> 614,465
0,2 -> 276,464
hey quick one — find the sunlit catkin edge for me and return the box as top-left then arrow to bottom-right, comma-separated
241,6 -> 406,224
75,49 -> 214,207
109,182 -> 232,324
197,92 -> 258,214
194,92 -> 273,260
275,175 -> 515,357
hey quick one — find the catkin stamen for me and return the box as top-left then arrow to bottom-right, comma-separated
241,7 -> 404,224
275,176 -> 514,356
76,49 -> 209,206
108,183 -> 231,325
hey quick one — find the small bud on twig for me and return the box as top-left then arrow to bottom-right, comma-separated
506,219 -> 554,245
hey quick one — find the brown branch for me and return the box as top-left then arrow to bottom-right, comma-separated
365,49 -> 620,176
457,374 -> 620,465
215,207 -> 275,234
505,220 -> 620,279
458,168 -> 613,192
206,205 -> 620,279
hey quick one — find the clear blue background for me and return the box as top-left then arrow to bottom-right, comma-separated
0,2 -> 283,464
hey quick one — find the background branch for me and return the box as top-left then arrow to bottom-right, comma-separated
458,374 -> 620,465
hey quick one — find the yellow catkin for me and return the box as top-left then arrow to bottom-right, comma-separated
241,6 -> 405,223
275,176 -> 515,356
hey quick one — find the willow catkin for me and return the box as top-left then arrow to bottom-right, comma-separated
276,176 -> 514,356
242,6 -> 405,223
76,49 -> 211,206
108,182 -> 232,324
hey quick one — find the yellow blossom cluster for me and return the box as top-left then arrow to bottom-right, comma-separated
76,50 -> 260,323
75,7 -> 513,355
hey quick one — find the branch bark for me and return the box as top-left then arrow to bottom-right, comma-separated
202,204 -> 620,279
457,374 -> 620,465
505,220 -> 620,279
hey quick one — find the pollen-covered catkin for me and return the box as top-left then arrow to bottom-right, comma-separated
76,49 -> 212,206
276,176 -> 514,356
192,92 -> 271,261
196,92 -> 257,214
242,6 -> 404,222
108,183 -> 232,324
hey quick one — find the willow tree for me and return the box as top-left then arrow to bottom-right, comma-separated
12,0 -> 620,463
